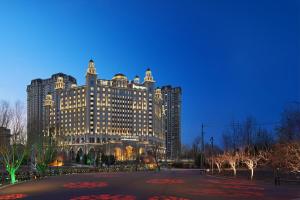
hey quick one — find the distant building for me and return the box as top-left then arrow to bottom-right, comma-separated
26,73 -> 77,145
29,60 -> 166,161
162,86 -> 182,160
0,127 -> 11,147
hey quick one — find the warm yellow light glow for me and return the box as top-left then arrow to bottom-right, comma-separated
114,147 -> 123,161
49,156 -> 64,167
125,146 -> 133,160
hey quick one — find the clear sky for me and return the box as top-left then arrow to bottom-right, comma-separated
0,0 -> 299,146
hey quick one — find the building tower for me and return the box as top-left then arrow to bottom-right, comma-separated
161,86 -> 182,160
43,93 -> 53,137
27,73 -> 77,145
143,68 -> 155,91
86,59 -> 98,138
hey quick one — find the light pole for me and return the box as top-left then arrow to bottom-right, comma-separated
201,124 -> 205,169
210,136 -> 214,175
108,140 -> 111,168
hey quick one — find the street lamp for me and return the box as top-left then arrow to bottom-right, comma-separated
108,140 -> 111,168
210,136 -> 214,175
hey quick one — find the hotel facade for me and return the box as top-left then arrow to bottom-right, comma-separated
28,60 -> 168,161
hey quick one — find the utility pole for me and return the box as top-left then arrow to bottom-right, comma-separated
232,120 -> 240,152
201,123 -> 205,168
108,141 -> 111,168
210,136 -> 214,175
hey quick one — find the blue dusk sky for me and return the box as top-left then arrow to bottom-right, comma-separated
0,0 -> 299,146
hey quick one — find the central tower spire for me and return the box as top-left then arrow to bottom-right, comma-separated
86,59 -> 96,75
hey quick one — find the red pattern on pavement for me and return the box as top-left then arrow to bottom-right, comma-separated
0,194 -> 27,199
64,182 -> 108,189
146,179 -> 184,184
69,194 -> 136,200
181,178 -> 265,199
148,196 -> 190,200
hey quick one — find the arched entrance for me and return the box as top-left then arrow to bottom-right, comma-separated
76,148 -> 83,163
87,148 -> 96,165
125,146 -> 133,160
114,147 -> 122,161
69,148 -> 75,161
139,147 -> 145,155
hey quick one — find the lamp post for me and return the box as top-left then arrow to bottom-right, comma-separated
201,124 -> 205,169
210,136 -> 214,175
108,140 -> 111,168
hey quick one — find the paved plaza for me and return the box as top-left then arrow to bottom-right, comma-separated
0,170 -> 299,200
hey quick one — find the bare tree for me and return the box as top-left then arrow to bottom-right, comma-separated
10,101 -> 26,144
253,128 -> 274,151
214,154 -> 226,173
0,100 -> 27,184
150,143 -> 162,171
277,103 -> 300,142
0,142 -> 27,184
242,117 -> 256,148
240,151 -> 269,180
222,132 -> 232,152
191,136 -> 203,167
0,100 -> 12,128
222,120 -> 243,152
192,136 -> 201,158
223,152 -> 240,176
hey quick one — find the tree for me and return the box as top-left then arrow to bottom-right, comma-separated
241,117 -> 256,148
149,143 -> 162,171
191,136 -> 203,167
240,151 -> 268,180
214,154 -> 226,173
35,136 -> 57,175
0,100 -> 27,184
271,142 -> 300,173
0,143 -> 27,184
253,128 -> 274,151
0,100 -> 12,128
180,144 -> 193,159
222,120 -> 243,152
223,152 -> 240,176
285,142 -> 300,173
10,101 -> 26,143
277,103 -> 300,142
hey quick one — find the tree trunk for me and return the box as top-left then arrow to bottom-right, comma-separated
250,168 -> 254,180
216,164 -> 221,173
233,167 -> 236,176
10,170 -> 16,184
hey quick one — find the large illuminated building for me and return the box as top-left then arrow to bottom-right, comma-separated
40,60 -> 165,161
27,73 -> 77,145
